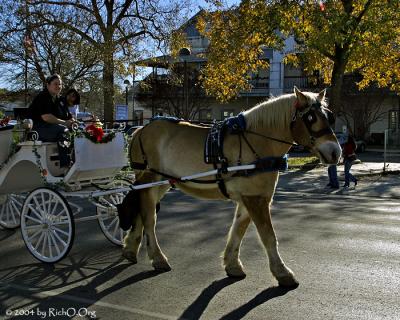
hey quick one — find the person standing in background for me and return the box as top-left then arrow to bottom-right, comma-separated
342,134 -> 358,187
327,164 -> 339,189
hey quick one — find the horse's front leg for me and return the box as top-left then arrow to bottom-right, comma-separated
224,202 -> 251,278
122,215 -> 143,263
242,196 -> 299,287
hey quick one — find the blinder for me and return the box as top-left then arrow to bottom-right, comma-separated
290,100 -> 335,145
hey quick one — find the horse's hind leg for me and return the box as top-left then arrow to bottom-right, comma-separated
122,215 -> 143,263
140,185 -> 171,271
224,202 -> 251,278
242,196 -> 298,287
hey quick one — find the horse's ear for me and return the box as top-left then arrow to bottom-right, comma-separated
317,88 -> 326,101
294,86 -> 307,109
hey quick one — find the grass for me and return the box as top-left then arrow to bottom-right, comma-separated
288,155 -> 320,167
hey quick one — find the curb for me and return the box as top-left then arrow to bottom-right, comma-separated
288,165 -> 400,177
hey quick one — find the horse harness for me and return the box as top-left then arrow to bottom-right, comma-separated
291,100 -> 335,145
203,113 -> 289,198
131,101 -> 334,199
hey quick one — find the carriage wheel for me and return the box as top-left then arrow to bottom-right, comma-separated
0,194 -> 24,229
20,188 -> 74,263
97,179 -> 131,246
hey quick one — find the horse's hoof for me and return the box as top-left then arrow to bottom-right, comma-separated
122,251 -> 138,264
278,276 -> 299,288
225,266 -> 247,279
152,260 -> 171,272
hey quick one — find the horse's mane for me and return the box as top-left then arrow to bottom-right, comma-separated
243,91 -> 326,131
243,93 -> 296,131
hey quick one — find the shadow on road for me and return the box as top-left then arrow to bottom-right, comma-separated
219,286 -> 296,320
4,265 -> 165,320
179,279 -> 296,320
178,277 -> 243,320
0,229 -> 16,241
0,248 -> 168,319
0,250 -> 125,291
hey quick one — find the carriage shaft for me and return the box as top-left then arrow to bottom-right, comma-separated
90,164 -> 257,198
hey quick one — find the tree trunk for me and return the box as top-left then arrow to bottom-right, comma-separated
103,50 -> 115,122
329,45 -> 348,114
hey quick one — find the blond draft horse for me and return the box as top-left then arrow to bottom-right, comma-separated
118,87 -> 341,287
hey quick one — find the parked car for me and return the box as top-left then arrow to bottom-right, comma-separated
335,132 -> 366,153
76,111 -> 94,121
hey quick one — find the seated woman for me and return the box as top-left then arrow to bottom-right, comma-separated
28,74 -> 75,168
62,88 -> 80,119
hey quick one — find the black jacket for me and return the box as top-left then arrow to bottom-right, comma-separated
29,89 -> 72,125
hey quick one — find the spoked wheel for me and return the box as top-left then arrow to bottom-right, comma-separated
21,188 -> 74,263
97,179 -> 132,246
0,194 -> 25,229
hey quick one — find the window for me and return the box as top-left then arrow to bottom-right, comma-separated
250,68 -> 269,88
221,110 -> 234,120
388,110 -> 398,129
199,109 -> 212,121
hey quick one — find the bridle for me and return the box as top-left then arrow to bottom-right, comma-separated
290,100 -> 335,146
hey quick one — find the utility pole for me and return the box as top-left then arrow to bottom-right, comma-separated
151,66 -> 155,117
179,48 -> 191,120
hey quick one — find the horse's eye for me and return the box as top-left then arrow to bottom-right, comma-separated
308,114 -> 314,122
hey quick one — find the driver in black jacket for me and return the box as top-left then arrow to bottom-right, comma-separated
29,74 -> 75,168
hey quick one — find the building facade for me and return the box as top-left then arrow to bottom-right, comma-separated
135,11 -> 400,146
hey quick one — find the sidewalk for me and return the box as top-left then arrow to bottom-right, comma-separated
277,161 -> 400,199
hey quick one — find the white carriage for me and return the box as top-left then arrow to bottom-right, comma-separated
0,122 -> 131,263
1,119 -> 269,265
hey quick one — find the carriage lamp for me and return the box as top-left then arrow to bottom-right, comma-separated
179,47 -> 191,119
22,119 -> 33,130
123,79 -> 130,107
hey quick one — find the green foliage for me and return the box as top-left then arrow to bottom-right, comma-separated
198,1 -> 284,101
288,156 -> 319,167
200,0 -> 400,102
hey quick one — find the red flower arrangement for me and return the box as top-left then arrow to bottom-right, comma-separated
0,116 -> 10,127
85,124 -> 104,142
81,124 -> 116,144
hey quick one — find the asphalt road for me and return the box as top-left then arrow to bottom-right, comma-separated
1,184 -> 399,320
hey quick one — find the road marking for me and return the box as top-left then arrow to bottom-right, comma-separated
0,282 -> 177,320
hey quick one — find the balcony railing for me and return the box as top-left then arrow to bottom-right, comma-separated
240,79 -> 270,96
284,76 -> 322,92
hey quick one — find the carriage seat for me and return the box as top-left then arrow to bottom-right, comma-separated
18,141 -> 67,177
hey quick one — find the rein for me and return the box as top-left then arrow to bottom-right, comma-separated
245,130 -> 295,146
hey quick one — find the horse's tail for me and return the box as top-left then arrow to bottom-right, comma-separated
117,188 -> 161,231
117,189 -> 141,231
